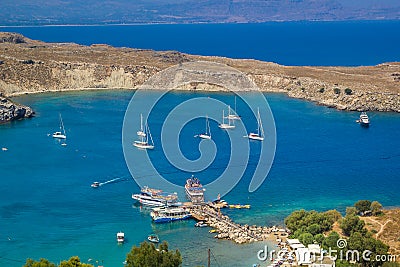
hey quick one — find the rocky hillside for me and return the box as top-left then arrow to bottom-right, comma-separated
0,32 -> 399,114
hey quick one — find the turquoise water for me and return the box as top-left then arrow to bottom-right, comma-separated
2,21 -> 400,66
1,90 -> 400,266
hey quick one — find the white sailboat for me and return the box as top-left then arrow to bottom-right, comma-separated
52,114 -> 67,139
134,114 -> 154,149
218,107 -> 235,129
137,114 -> 146,137
199,115 -> 211,140
247,108 -> 264,141
227,97 -> 241,120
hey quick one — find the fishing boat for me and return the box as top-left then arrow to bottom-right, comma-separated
133,114 -> 154,149
359,112 -> 370,126
52,114 -> 67,139
150,206 -> 191,223
247,108 -> 264,141
198,115 -> 212,140
117,232 -> 125,243
227,97 -> 241,120
185,175 -> 205,204
218,108 -> 235,129
91,181 -> 100,188
132,186 -> 179,207
147,234 -> 160,243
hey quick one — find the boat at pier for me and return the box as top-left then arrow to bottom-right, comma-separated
150,207 -> 191,223
185,175 -> 205,204
132,186 -> 179,207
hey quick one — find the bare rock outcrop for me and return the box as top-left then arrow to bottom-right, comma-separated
0,94 -> 34,123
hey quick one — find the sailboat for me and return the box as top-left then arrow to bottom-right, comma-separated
218,107 -> 235,129
133,114 -> 154,149
247,108 -> 264,141
137,114 -> 147,137
52,114 -> 67,139
227,97 -> 241,120
199,115 -> 212,140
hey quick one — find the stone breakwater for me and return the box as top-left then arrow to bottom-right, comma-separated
189,205 -> 288,244
0,95 -> 34,123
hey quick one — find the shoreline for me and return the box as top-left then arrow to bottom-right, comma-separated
1,31 -> 399,113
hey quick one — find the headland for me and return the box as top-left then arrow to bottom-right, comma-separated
0,31 -> 399,122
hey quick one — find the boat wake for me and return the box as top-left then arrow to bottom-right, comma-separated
91,176 -> 129,188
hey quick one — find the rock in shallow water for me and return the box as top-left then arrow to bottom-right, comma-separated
0,95 -> 34,123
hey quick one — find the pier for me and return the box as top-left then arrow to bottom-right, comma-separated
188,204 -> 288,244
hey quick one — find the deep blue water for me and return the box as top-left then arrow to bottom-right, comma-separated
1,21 -> 400,66
1,90 -> 400,266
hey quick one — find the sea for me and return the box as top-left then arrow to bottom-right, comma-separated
0,21 -> 400,267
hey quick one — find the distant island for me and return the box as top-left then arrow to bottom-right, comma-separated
0,31 -> 399,123
0,0 -> 399,26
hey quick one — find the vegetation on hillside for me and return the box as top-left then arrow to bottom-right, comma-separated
284,200 -> 390,267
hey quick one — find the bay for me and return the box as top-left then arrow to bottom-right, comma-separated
1,90 -> 400,266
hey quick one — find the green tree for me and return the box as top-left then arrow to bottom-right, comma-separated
307,223 -> 321,236
24,258 -> 56,267
344,88 -> 353,95
24,257 -> 93,267
298,233 -> 314,246
126,241 -> 182,267
340,214 -> 366,236
322,231 -> 340,250
370,201 -> 383,215
354,200 -> 372,214
314,233 -> 325,245
324,209 -> 342,222
346,207 -> 358,216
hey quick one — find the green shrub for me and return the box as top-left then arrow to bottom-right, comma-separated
319,87 -> 325,93
344,88 -> 353,95
333,88 -> 341,94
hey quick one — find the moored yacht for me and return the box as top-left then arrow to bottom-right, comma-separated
185,175 -> 205,204
150,206 -> 191,223
132,186 -> 179,207
133,114 -> 154,149
359,112 -> 370,126
117,232 -> 125,243
247,108 -> 265,141
52,114 -> 67,139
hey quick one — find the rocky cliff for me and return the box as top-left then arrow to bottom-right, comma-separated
0,94 -> 34,123
0,32 -> 399,114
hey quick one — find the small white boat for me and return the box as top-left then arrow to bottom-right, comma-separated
247,108 -> 264,141
147,234 -> 160,243
198,115 -> 212,140
218,108 -> 235,129
117,232 -> 125,243
1,147 -> 8,151
133,114 -> 154,149
91,181 -> 100,188
52,114 -> 67,139
195,221 -> 208,227
359,112 -> 370,126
